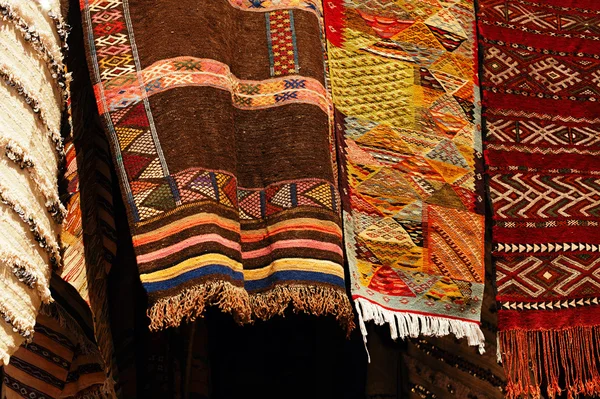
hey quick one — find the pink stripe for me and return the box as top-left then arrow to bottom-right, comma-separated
137,234 -> 242,264
241,239 -> 343,260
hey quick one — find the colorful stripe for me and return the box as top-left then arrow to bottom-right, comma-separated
102,57 -> 330,115
140,253 -> 244,283
143,265 -> 244,293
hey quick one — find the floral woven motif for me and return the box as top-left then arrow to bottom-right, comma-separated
479,0 -> 600,397
324,0 -> 485,349
81,0 -> 353,332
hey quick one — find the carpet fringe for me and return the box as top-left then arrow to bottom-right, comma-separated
499,327 -> 600,399
355,297 -> 485,360
147,280 -> 252,331
148,281 -> 356,334
250,284 -> 355,335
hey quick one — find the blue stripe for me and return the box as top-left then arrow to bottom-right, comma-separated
209,172 -> 220,202
290,183 -> 298,206
245,270 -> 344,292
265,13 -> 275,76
143,265 -> 243,293
166,175 -> 181,204
289,10 -> 300,74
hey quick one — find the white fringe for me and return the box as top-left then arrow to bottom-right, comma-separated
496,335 -> 503,364
36,0 -> 53,11
355,297 -> 486,362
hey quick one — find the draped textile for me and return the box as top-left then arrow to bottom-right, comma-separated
324,0 -> 485,348
2,297 -> 111,399
0,0 -> 68,365
80,0 -> 353,332
479,0 -> 600,397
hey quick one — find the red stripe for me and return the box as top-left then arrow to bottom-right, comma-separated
323,0 -> 345,47
485,149 -> 600,171
478,23 -> 600,54
493,225 -> 600,244
483,91 -> 600,120
499,305 -> 600,330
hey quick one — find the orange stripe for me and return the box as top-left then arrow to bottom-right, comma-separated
133,215 -> 341,246
132,213 -> 240,246
241,222 -> 341,243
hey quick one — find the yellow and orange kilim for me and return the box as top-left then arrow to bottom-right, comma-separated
324,0 -> 486,350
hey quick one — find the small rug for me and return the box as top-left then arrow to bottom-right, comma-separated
324,0 -> 486,349
479,0 -> 600,397
80,0 -> 354,332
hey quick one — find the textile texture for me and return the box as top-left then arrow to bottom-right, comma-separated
364,242 -> 505,399
2,304 -> 109,399
324,0 -> 485,348
65,2 -> 119,387
81,0 -> 353,331
0,0 -> 68,364
479,0 -> 600,397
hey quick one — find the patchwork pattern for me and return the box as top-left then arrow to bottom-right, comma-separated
325,0 -> 485,345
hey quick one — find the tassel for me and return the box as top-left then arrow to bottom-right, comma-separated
354,297 -> 486,353
499,327 -> 600,399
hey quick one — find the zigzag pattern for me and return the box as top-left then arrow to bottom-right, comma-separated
490,173 -> 600,219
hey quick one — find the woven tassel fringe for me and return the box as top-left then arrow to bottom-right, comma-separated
250,284 -> 355,335
355,297 -> 485,362
148,280 -> 356,333
499,327 -> 600,399
147,280 -> 252,331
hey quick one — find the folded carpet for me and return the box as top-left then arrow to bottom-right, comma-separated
80,0 -> 354,332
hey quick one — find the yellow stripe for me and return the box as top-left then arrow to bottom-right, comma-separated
243,258 -> 344,281
140,253 -> 243,283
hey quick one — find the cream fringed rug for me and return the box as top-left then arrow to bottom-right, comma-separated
0,0 -> 67,365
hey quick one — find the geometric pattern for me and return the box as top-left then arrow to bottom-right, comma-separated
83,0 -> 353,334
266,10 -> 299,76
326,0 -> 485,334
501,297 -> 600,311
483,44 -> 600,101
427,205 -> 484,284
496,243 -> 600,254
489,173 -> 600,219
497,254 -> 600,299
103,57 -> 330,116
481,0 -> 600,396
84,2 -> 334,223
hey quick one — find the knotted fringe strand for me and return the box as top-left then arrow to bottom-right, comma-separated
499,327 -> 600,399
147,280 -> 252,331
355,297 -> 485,362
250,284 -> 356,335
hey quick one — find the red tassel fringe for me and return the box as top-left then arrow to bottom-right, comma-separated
499,327 -> 600,399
